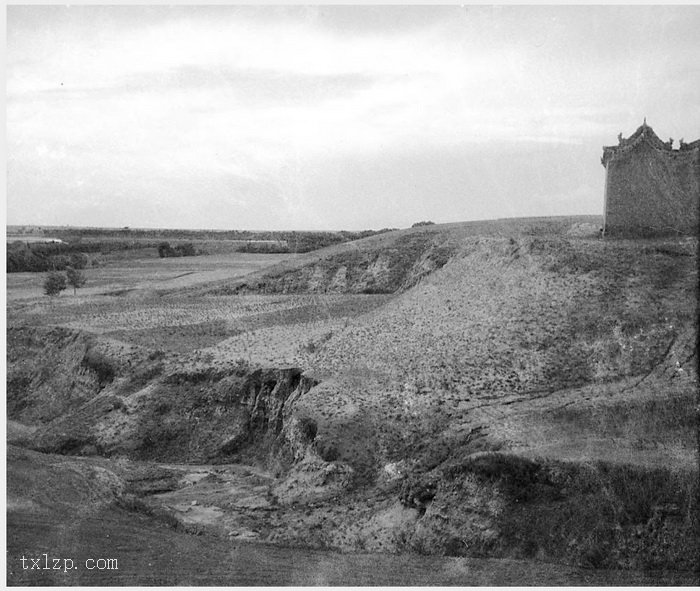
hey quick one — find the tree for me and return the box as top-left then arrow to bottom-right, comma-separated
69,252 -> 89,269
44,272 -> 67,296
66,266 -> 86,295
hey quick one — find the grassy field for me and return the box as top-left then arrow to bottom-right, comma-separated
6,215 -> 699,580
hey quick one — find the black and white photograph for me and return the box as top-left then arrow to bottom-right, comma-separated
5,3 -> 700,586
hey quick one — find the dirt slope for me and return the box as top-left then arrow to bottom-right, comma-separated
6,216 -> 698,574
188,215 -> 603,295
291,233 -> 697,474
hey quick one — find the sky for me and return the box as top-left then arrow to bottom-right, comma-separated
6,5 -> 700,231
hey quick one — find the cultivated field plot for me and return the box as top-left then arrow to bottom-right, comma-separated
7,276 -> 393,363
6,251 -> 292,300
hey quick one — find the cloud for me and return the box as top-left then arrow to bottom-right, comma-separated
6,6 -> 700,229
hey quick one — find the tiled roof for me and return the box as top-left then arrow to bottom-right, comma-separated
601,122 -> 699,166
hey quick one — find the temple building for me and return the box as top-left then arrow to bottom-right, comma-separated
601,121 -> 700,236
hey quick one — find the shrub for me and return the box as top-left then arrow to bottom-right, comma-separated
43,272 -> 67,296
81,348 -> 116,387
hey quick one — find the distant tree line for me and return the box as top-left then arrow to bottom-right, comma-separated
48,227 -> 396,244
7,243 -> 92,273
411,221 -> 436,227
6,240 -> 159,272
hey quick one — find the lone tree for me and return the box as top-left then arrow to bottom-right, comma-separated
66,266 -> 86,295
44,271 -> 67,296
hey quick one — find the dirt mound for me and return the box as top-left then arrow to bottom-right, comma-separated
192,216 -> 603,297
7,445 -> 124,517
309,235 -> 697,388
223,231 -> 460,295
278,235 -> 696,482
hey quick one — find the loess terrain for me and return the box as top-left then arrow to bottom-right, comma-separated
6,215 -> 699,585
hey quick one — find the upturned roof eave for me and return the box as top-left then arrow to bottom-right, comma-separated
601,122 -> 699,166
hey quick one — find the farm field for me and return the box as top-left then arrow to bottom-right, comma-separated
6,216 -> 699,584
6,251 -> 293,301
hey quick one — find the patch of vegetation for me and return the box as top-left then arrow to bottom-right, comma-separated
443,452 -> 561,503
66,266 -> 87,294
415,452 -> 698,570
157,241 -> 197,258
81,347 -> 117,388
238,241 -> 291,253
44,271 -> 67,296
7,240 -> 159,272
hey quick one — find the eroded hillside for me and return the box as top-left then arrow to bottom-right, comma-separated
6,217 -> 699,576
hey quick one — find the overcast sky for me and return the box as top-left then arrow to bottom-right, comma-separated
7,5 -> 700,230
